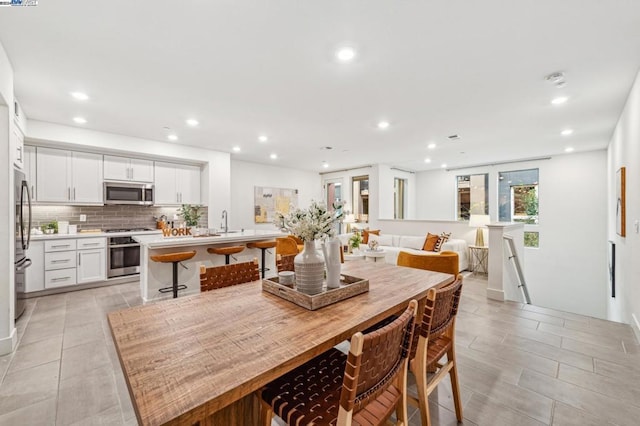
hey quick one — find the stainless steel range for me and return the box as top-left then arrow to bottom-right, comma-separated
106,228 -> 152,278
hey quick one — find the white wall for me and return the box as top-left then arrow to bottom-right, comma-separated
608,68 -> 640,339
0,40 -> 16,355
384,152 -> 608,319
26,120 -> 231,228
231,160 -> 322,230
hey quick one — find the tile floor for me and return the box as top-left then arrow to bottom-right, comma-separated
1,274 -> 638,425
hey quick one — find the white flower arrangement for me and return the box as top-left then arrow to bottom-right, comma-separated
274,200 -> 344,242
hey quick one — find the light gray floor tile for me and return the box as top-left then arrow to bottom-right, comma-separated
594,358 -> 640,381
66,404 -> 125,426
502,334 -> 594,372
469,336 -> 559,377
19,314 -> 65,345
539,322 -> 624,351
551,402 -> 616,426
56,365 -> 120,425
464,393 -> 546,426
518,368 -> 640,426
0,360 -> 60,415
62,320 -> 106,349
522,304 -> 589,323
7,334 -> 62,374
557,363 -> 640,406
0,396 -> 57,426
60,340 -> 111,381
561,337 -> 640,368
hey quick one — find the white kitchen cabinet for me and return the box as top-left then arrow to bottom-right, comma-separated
12,124 -> 24,170
154,161 -> 201,205
36,147 -> 103,204
24,145 -> 37,201
45,269 -> 77,288
72,151 -> 104,203
26,240 -> 45,293
77,248 -> 106,284
104,155 -> 153,182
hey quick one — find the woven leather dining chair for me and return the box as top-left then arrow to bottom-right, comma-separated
409,276 -> 464,426
259,299 -> 419,426
276,253 -> 296,273
199,258 -> 260,292
397,250 -> 459,277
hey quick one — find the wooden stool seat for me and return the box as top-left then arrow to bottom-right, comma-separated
246,241 -> 277,250
247,240 -> 277,278
207,245 -> 245,265
150,251 -> 197,264
150,250 -> 196,298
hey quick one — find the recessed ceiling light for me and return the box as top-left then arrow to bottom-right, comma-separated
270,153 -> 277,160
232,146 -> 241,152
424,158 -> 432,163
377,121 -> 390,130
335,46 -> 356,62
73,117 -> 87,124
441,163 -> 447,168
322,162 -> 329,168
565,147 -> 574,153
70,92 -> 89,101
551,96 -> 569,105
427,143 -> 436,150
258,135 -> 268,143
186,119 -> 199,127
561,129 -> 574,136
167,134 -> 178,141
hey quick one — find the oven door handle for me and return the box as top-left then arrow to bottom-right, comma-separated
108,244 -> 141,248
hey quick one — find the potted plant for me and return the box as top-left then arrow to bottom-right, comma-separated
178,204 -> 202,227
42,220 -> 58,234
349,230 -> 362,253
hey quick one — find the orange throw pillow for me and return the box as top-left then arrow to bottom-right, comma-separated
422,233 -> 439,251
362,229 -> 380,244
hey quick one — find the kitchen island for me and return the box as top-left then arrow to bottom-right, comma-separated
134,229 -> 286,301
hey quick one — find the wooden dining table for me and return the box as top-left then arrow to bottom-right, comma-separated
107,260 -> 455,426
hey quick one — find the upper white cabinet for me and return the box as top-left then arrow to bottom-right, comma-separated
24,145 -> 37,201
36,147 -> 103,204
12,124 -> 24,170
154,161 -> 201,205
104,155 -> 153,183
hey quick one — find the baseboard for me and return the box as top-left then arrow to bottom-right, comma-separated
486,288 -> 505,301
0,327 -> 17,356
632,313 -> 640,344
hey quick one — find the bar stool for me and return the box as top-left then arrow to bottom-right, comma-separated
150,250 -> 197,298
246,240 -> 277,278
207,245 -> 245,265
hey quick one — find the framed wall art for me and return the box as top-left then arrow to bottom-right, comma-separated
254,186 -> 298,223
616,167 -> 626,237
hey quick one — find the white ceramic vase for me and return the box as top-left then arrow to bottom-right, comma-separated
294,240 -> 325,295
322,237 -> 342,289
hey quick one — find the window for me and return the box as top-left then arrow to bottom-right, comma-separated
325,180 -> 342,212
352,175 -> 369,223
394,178 -> 407,219
498,169 -> 539,224
456,173 -> 488,221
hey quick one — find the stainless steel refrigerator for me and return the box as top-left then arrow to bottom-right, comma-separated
15,169 -> 31,320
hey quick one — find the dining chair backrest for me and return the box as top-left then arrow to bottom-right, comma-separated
276,253 -> 296,273
340,299 -> 417,419
276,237 -> 299,256
199,259 -> 260,292
419,275 -> 463,342
397,250 -> 459,277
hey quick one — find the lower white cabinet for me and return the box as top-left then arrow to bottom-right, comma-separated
40,237 -> 106,290
77,248 -> 106,284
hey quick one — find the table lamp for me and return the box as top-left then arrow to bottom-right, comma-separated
469,214 -> 490,247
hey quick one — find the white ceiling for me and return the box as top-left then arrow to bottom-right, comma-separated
1,1 -> 640,172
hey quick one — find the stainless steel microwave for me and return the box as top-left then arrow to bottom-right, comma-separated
104,182 -> 154,205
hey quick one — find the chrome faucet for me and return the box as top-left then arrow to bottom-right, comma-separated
221,210 -> 228,233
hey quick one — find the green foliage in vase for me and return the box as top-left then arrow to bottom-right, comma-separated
349,230 -> 362,249
178,204 -> 202,227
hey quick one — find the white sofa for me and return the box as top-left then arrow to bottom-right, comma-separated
338,233 -> 469,271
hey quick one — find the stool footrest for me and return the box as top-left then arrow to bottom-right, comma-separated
159,285 -> 187,294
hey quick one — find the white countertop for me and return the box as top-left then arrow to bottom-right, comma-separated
133,229 -> 287,249
30,229 -> 163,240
